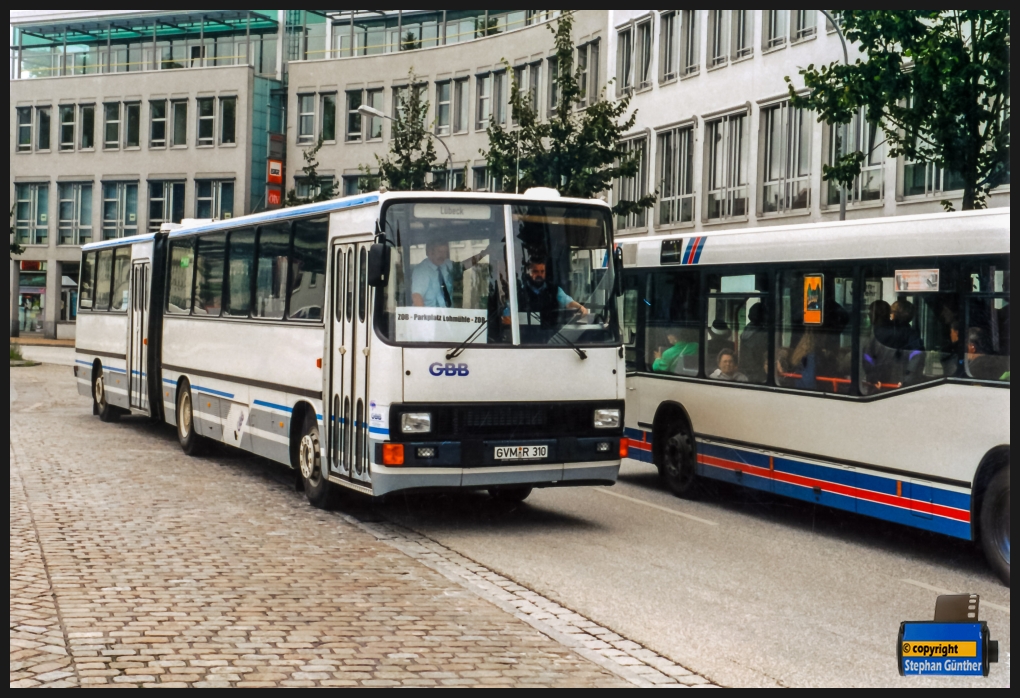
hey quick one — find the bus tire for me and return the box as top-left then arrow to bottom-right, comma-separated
979,467 -> 1009,587
488,486 -> 533,504
176,382 -> 205,456
298,412 -> 337,509
94,368 -> 120,423
662,423 -> 698,498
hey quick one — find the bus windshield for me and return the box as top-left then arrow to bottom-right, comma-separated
377,200 -> 619,347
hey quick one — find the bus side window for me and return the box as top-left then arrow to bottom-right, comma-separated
225,229 -> 254,317
775,269 -> 852,394
166,240 -> 194,314
287,216 -> 328,321
110,247 -> 131,312
705,273 -> 768,384
621,274 -> 640,371
647,271 -> 701,376
79,251 -> 96,311
961,259 -> 1010,382
254,224 -> 290,320
94,249 -> 114,311
194,233 -> 226,317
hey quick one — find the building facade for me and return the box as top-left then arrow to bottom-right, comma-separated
10,10 -> 1010,338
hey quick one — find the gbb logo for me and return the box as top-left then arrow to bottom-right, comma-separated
429,362 -> 469,377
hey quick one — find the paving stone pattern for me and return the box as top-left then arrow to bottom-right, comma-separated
10,365 -> 715,688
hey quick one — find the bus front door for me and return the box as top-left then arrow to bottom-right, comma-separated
327,242 -> 372,488
128,261 -> 150,412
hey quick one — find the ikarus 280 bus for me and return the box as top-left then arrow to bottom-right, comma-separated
73,189 -> 627,507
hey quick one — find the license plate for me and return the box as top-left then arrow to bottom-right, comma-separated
494,445 -> 548,461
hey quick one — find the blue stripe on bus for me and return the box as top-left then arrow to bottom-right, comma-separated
81,231 -> 157,252
104,366 -> 127,374
75,359 -> 93,367
163,378 -> 178,386
253,399 -> 293,413
692,237 -> 706,264
368,427 -> 389,436
193,385 -> 235,399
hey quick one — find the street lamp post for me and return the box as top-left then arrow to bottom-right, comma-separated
357,104 -> 454,191
821,10 -> 850,221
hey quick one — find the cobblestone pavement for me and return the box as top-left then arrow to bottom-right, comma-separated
10,365 -> 714,688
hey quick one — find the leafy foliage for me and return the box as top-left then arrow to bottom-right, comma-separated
369,73 -> 441,191
788,11 -> 1010,210
482,12 -> 655,217
284,138 -> 338,206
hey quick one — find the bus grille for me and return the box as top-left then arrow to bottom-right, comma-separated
393,401 -> 624,441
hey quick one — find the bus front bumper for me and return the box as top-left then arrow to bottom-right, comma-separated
369,460 -> 620,497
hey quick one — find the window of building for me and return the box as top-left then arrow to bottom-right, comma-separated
732,10 -> 753,59
166,240 -> 194,314
616,26 -> 633,96
149,181 -> 186,232
196,98 -> 215,146
763,10 -> 788,50
295,176 -> 335,200
79,104 -> 95,150
528,62 -> 541,112
705,272 -> 769,384
580,39 -> 600,104
825,11 -> 844,34
345,90 -> 363,141
708,10 -> 728,67
660,12 -> 678,83
254,224 -> 290,319
16,108 -> 32,152
287,216 -> 329,321
705,111 -> 749,220
59,105 -> 76,151
453,78 -> 469,134
171,100 -> 188,147
150,100 -> 167,148
102,103 -> 120,149
476,73 -> 493,129
680,10 -> 700,76
36,106 -> 52,150
493,70 -> 507,126
365,89 -> 383,139
225,229 -> 255,317
615,136 -> 649,230
320,93 -> 337,142
761,101 -> 812,214
220,97 -> 236,145
124,103 -> 140,147
775,268 -> 853,393
903,160 -> 966,199
58,183 -> 93,246
14,183 -> 49,245
342,174 -> 377,197
101,182 -> 138,240
392,83 -> 427,126
577,45 -> 590,106
547,57 -> 560,116
436,81 -> 452,135
431,167 -> 466,192
645,271 -> 702,376
635,19 -> 653,90
826,107 -> 884,205
656,125 -> 695,226
193,233 -> 226,316
196,180 -> 235,219
792,10 -> 817,42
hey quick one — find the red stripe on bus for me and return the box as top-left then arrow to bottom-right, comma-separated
627,438 -> 652,452
697,454 -> 970,523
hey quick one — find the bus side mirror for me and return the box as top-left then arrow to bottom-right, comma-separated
367,243 -> 390,287
613,247 -> 624,297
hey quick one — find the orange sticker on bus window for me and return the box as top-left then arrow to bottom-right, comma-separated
894,269 -> 939,292
803,274 -> 823,325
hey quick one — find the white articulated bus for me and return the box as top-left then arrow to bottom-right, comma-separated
74,190 -> 626,506
618,208 -> 1009,585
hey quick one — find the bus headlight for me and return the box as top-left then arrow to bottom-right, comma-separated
593,408 -> 620,429
401,412 -> 431,434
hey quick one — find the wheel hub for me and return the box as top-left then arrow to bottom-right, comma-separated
94,376 -> 105,405
180,394 -> 191,437
300,433 -> 320,481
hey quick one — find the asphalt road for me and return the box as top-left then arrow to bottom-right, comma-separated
17,347 -> 1011,687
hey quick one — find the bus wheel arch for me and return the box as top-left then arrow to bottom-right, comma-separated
652,401 -> 699,498
291,402 -> 336,509
973,446 -> 1009,586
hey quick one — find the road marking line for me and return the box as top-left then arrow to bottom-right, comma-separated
900,578 -> 1010,615
595,488 -> 718,526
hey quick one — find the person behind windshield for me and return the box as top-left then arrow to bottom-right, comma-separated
709,348 -> 749,382
516,257 -> 588,320
411,240 -> 493,308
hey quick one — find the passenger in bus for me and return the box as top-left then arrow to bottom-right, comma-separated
966,327 -> 1008,381
709,348 -> 749,382
412,240 -> 496,308
652,331 -> 698,374
940,321 -> 965,378
516,257 -> 588,319
739,302 -> 768,383
706,317 -> 733,365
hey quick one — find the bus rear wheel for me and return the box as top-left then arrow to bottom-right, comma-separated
94,369 -> 120,423
980,467 -> 1009,587
299,412 -> 338,509
176,383 -> 205,456
662,423 -> 698,498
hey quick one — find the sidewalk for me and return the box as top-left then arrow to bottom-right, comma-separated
9,336 -> 75,348
10,365 -> 628,688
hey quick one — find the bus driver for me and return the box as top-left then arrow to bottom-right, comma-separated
517,258 -> 588,321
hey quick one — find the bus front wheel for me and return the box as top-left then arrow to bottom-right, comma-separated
176,383 -> 205,456
662,424 -> 698,498
299,412 -> 338,509
980,467 -> 1010,587
94,369 -> 120,423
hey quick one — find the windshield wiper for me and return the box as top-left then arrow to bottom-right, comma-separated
550,324 -> 588,360
445,317 -> 489,360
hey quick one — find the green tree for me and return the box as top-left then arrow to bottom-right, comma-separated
788,10 -> 1010,210
368,73 -> 440,191
10,207 -> 24,258
483,12 -> 654,218
284,138 -> 338,206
